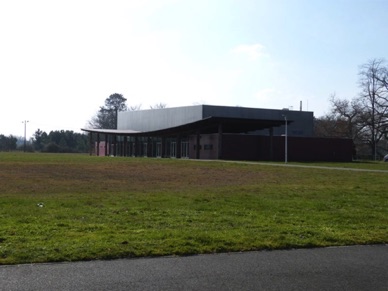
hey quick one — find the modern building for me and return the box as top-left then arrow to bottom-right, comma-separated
82,105 -> 353,162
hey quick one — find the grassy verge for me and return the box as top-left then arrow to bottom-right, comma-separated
0,152 -> 387,264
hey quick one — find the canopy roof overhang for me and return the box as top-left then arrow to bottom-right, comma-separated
81,116 -> 292,137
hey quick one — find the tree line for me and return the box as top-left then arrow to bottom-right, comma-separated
0,135 -> 18,151
315,59 -> 388,159
0,94 -> 166,153
32,130 -> 89,153
0,130 -> 89,153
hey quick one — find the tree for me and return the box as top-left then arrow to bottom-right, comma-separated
31,129 -> 88,153
315,94 -> 361,139
129,104 -> 142,111
0,135 -> 17,151
329,94 -> 362,140
89,93 -> 127,129
357,59 -> 388,159
314,115 -> 348,138
150,102 -> 167,109
32,129 -> 48,151
322,59 -> 388,159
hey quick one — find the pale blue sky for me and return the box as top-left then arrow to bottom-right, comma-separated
0,0 -> 387,137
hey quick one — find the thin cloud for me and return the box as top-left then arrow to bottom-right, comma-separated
231,43 -> 268,60
255,88 -> 279,104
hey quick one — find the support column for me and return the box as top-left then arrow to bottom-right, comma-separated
147,137 -> 151,157
119,136 -> 122,156
269,127 -> 274,161
96,133 -> 100,156
196,130 -> 200,159
162,137 -> 166,158
218,123 -> 223,159
89,132 -> 93,156
134,137 -> 138,157
124,136 -> 128,157
113,135 -> 117,156
105,134 -> 108,156
176,135 -> 181,159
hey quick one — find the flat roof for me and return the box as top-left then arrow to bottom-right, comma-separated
81,116 -> 290,137
81,128 -> 141,134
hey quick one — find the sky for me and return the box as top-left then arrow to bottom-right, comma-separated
1,0 -> 387,138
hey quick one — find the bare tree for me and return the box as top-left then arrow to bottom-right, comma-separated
374,63 -> 388,98
357,59 -> 388,159
315,94 -> 362,158
314,115 -> 349,138
321,60 -> 388,159
150,102 -> 167,109
129,104 -> 142,111
329,93 -> 362,140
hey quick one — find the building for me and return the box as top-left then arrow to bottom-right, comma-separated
82,105 -> 353,162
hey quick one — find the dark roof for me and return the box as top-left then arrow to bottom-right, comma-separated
81,116 -> 291,137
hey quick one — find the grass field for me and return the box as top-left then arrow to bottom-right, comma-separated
0,152 -> 387,265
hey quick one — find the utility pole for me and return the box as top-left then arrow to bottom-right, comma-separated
22,120 -> 29,152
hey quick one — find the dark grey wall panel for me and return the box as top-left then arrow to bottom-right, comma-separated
202,105 -> 314,137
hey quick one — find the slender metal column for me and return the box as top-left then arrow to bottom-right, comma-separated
284,116 -> 288,163
124,136 -> 128,157
89,132 -> 93,156
105,134 -> 108,156
269,127 -> 273,161
179,136 -> 183,158
96,133 -> 100,156
196,131 -> 200,159
218,123 -> 223,159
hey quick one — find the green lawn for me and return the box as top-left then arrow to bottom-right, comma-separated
0,152 -> 387,264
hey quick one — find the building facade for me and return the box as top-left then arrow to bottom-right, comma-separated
82,105 -> 353,162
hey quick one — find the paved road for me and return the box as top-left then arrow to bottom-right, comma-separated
1,245 -> 387,290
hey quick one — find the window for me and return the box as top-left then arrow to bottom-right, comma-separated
143,143 -> 148,157
156,142 -> 162,157
181,141 -> 189,158
170,142 -> 176,158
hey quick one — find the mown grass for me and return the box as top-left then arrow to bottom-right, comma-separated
0,152 -> 387,264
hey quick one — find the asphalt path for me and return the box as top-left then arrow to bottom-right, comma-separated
205,159 -> 388,173
1,245 -> 387,290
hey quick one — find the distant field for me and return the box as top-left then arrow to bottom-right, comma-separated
0,152 -> 387,265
